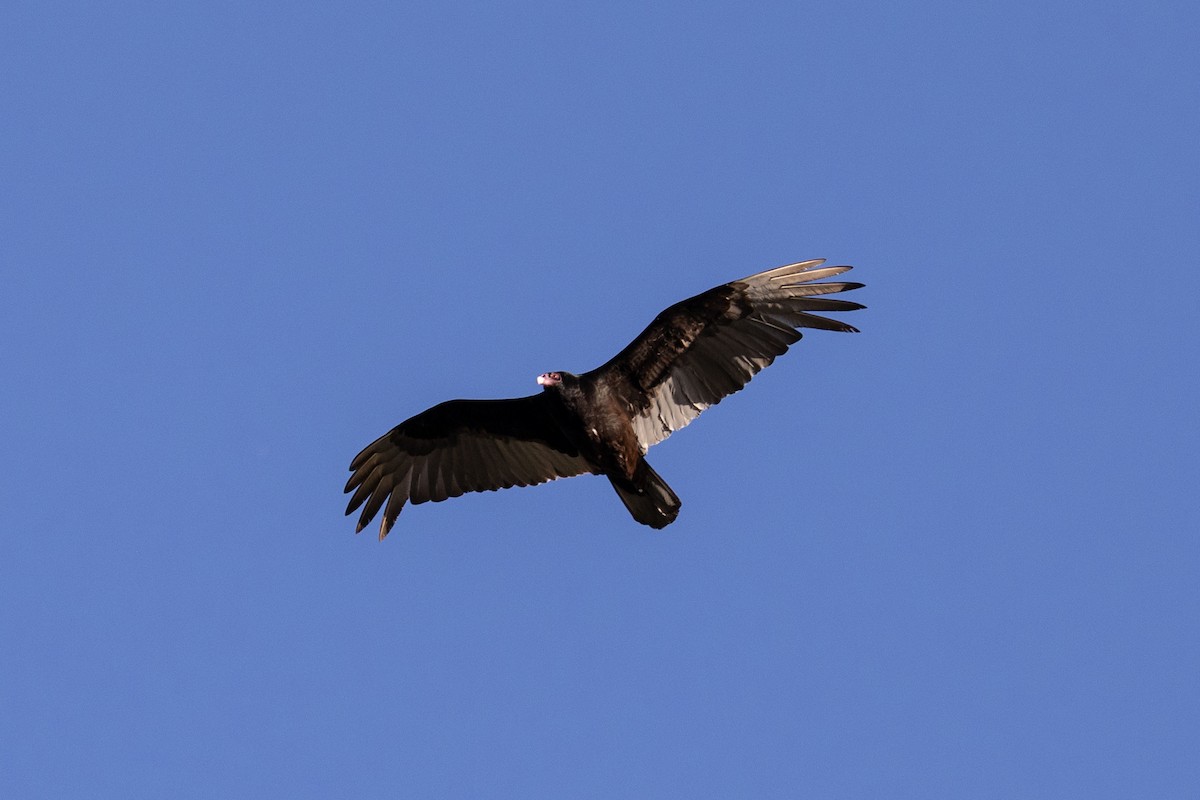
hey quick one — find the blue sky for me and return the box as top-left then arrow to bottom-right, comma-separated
3,1 -> 1198,797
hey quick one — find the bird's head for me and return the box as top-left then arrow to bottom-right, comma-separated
536,371 -> 573,389
536,371 -> 562,388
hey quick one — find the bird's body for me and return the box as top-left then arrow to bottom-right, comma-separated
550,372 -> 640,480
542,370 -> 682,529
345,259 -> 864,538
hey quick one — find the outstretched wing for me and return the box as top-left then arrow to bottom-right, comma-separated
589,259 -> 864,451
345,394 -> 595,539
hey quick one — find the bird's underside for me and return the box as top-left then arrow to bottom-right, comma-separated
345,258 -> 864,538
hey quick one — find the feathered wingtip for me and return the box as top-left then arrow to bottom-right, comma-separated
755,258 -> 863,288
343,434 -> 407,540
736,259 -> 865,333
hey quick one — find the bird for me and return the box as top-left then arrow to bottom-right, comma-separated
345,259 -> 864,538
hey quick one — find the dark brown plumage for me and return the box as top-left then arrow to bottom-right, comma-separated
345,259 -> 864,538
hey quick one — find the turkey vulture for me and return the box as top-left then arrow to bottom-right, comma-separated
345,259 -> 863,538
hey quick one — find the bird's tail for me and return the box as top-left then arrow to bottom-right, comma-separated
610,458 -> 681,529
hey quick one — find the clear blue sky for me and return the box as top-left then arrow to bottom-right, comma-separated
3,1 -> 1197,797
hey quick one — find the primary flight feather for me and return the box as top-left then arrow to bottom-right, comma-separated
345,259 -> 864,538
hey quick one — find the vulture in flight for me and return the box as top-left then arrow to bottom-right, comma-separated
345,259 -> 863,538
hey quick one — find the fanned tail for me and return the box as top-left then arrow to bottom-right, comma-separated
610,458 -> 681,529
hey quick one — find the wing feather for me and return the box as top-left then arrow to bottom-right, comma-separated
345,394 -> 594,539
590,260 -> 864,450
